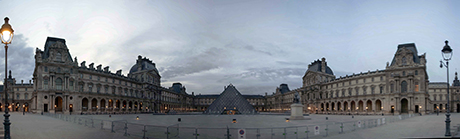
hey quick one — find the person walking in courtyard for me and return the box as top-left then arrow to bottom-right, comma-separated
437,109 -> 439,116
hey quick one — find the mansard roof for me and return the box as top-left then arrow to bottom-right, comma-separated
129,55 -> 159,75
42,37 -> 73,62
204,84 -> 256,114
307,59 -> 334,75
390,43 -> 420,66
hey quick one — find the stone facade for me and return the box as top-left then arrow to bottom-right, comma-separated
3,37 -> 459,115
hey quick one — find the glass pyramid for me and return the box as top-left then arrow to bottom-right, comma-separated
204,84 -> 256,114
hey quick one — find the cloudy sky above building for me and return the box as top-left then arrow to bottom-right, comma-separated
0,0 -> 459,95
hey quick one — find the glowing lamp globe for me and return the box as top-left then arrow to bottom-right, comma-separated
0,17 -> 13,44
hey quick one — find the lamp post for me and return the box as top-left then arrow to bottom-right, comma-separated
0,17 -> 13,139
440,40 -> 453,136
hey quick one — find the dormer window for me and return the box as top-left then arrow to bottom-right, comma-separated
402,56 -> 407,65
56,52 -> 62,61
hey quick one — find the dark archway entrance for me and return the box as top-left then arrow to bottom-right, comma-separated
366,100 -> 372,111
415,105 -> 419,113
401,98 -> 408,113
337,102 -> 341,111
457,104 -> 460,113
358,101 -> 364,112
116,100 -> 120,110
82,98 -> 89,111
91,98 -> 97,111
376,100 -> 382,111
55,96 -> 63,112
391,105 -> 394,113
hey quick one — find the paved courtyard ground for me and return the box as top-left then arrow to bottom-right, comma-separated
4,112 -> 460,138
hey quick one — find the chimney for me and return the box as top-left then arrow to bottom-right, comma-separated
29,80 -> 31,84
81,61 -> 86,68
89,63 -> 94,69
321,57 -> 326,73
116,70 -> 122,75
104,66 -> 109,72
97,64 -> 102,71
21,80 -> 23,85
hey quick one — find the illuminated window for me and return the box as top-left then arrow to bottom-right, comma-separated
415,82 -> 419,92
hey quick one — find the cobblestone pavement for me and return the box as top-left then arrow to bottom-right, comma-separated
8,112 -> 129,139
4,112 -> 460,138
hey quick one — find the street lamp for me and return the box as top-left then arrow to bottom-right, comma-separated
440,40 -> 453,136
0,17 -> 13,139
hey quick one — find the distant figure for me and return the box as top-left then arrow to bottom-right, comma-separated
293,92 -> 300,104
437,109 -> 439,116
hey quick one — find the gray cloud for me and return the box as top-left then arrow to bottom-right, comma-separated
0,34 -> 34,83
161,47 -> 227,79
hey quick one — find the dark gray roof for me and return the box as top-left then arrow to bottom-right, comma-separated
390,43 -> 420,66
204,84 -> 256,114
278,84 -> 290,94
307,60 -> 334,75
195,95 -> 220,98
243,95 -> 265,99
42,37 -> 73,62
129,56 -> 159,74
170,83 -> 186,94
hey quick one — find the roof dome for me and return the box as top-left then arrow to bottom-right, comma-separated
129,55 -> 159,74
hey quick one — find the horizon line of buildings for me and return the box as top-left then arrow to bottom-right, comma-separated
0,37 -> 456,115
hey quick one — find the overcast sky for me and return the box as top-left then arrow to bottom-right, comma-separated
0,0 -> 459,95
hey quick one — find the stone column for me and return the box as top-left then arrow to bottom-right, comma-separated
88,98 -> 92,112
396,97 -> 400,114
372,100 -> 376,114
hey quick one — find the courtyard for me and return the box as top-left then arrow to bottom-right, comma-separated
5,112 -> 460,138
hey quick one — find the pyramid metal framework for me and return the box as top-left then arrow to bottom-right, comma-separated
204,84 -> 256,114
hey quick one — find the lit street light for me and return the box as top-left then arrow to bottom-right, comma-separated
0,17 -> 14,139
440,40 -> 453,136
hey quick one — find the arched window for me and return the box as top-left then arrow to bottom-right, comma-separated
402,56 -> 407,65
401,81 -> 407,93
56,78 -> 63,90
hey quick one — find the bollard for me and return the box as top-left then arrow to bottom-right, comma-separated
111,122 -> 115,133
193,128 -> 199,139
124,122 -> 128,136
142,125 -> 146,139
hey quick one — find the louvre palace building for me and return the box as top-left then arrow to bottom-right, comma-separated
1,37 -> 458,115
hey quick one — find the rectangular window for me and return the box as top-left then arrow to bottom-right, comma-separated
380,87 -> 383,94
25,88 -> 27,91
391,84 -> 394,92
380,76 -> 383,81
44,66 -> 48,72
69,81 -> 74,91
88,85 -> 93,93
89,75 -> 92,79
44,79 -> 49,89
79,84 -> 83,92
25,94 -> 28,99
16,94 -> 19,99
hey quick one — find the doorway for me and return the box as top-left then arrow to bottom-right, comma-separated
44,104 -> 48,112
415,105 -> 419,113
401,99 -> 408,113
55,96 -> 63,112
